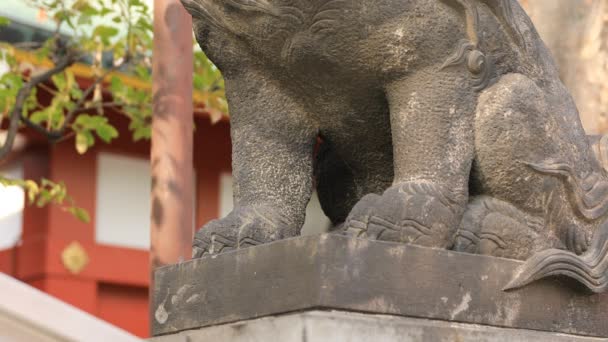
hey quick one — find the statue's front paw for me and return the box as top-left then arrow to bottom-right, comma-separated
192,205 -> 295,258
192,216 -> 238,258
343,181 -> 464,248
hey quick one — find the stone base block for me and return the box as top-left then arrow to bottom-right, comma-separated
150,310 -> 605,342
152,234 -> 608,338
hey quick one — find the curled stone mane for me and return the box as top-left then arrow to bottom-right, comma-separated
448,0 -> 525,50
440,0 -> 525,91
180,0 -> 280,36
181,0 -> 303,40
223,0 -> 280,16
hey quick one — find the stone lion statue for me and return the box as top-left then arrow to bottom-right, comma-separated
181,0 -> 608,292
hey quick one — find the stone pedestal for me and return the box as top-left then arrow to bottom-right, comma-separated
151,234 -> 608,341
150,310 -> 605,342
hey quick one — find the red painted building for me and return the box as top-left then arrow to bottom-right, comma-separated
0,58 -> 330,338
0,60 -> 232,337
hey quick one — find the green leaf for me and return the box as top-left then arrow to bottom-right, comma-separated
68,207 -> 91,223
74,114 -> 109,130
23,88 -> 39,116
2,73 -> 23,89
70,87 -> 83,100
52,73 -> 66,90
65,70 -> 76,89
93,25 -> 119,45
193,75 -> 204,89
0,17 -> 10,26
24,180 -> 39,204
110,76 -> 123,93
133,126 -> 150,141
36,189 -> 51,207
134,65 -> 150,80
96,124 -> 118,143
0,177 -> 10,187
100,8 -> 113,16
74,114 -> 92,128
30,110 -> 47,124
77,13 -> 93,26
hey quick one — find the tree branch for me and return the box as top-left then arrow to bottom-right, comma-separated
20,101 -> 128,142
0,52 -> 79,159
17,54 -> 131,144
12,41 -> 44,50
58,57 -> 128,134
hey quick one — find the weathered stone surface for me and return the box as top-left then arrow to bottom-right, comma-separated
178,0 -> 608,294
152,235 -> 608,337
150,310 -> 607,342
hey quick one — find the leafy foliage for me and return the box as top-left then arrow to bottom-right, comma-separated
193,49 -> 227,123
0,0 -> 226,222
0,176 -> 90,223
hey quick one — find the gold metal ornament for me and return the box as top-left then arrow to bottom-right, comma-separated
61,241 -> 89,274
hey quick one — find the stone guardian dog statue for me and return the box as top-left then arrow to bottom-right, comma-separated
181,0 -> 608,292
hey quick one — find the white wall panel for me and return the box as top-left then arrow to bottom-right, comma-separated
217,173 -> 332,235
0,162 -> 24,249
95,153 -> 150,250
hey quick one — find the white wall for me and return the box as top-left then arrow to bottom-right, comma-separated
218,173 -> 234,219
0,162 -> 24,250
302,190 -> 333,236
95,153 -> 151,250
94,154 -> 331,250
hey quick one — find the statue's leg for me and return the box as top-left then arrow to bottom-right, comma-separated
192,72 -> 317,257
472,73 -> 600,255
343,68 -> 475,248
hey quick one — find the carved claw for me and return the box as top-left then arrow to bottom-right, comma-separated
343,182 -> 463,248
192,233 -> 237,258
192,205 -> 296,258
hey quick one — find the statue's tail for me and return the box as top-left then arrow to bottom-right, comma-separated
505,135 -> 608,292
504,220 -> 608,293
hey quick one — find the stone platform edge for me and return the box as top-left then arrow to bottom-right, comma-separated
149,310 -> 607,342
152,234 -> 608,337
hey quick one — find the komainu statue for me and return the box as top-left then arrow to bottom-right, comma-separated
181,0 -> 608,292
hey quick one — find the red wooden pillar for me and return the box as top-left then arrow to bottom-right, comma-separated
150,1 -> 194,270
19,143 -> 98,314
47,143 -> 98,313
